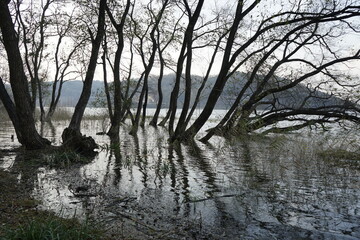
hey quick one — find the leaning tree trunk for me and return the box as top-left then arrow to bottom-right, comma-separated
37,78 -> 46,122
62,0 -> 106,153
0,1 -> 50,149
106,0 -> 131,138
168,0 -> 204,138
149,50 -> 165,127
0,77 -> 22,142
101,49 -> 113,121
175,1 -> 249,142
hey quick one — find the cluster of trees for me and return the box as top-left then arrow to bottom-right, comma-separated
0,0 -> 359,150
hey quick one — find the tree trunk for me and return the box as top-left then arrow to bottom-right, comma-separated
175,1 -> 246,141
101,48 -> 113,121
62,0 -> 106,152
37,78 -> 46,122
0,77 -> 22,142
0,1 -> 50,149
149,50 -> 165,127
173,0 -> 204,138
131,0 -> 169,134
158,108 -> 171,127
106,0 -> 131,138
168,0 -> 204,138
46,78 -> 64,120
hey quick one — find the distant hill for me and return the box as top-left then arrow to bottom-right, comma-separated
49,74 -> 249,109
39,72 -> 346,110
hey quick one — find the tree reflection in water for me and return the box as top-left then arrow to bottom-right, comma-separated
1,120 -> 359,239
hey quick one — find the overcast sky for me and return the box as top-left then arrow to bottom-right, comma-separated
1,0 -> 359,93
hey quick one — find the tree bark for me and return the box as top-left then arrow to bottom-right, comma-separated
62,0 -> 106,152
0,77 -> 22,142
149,38 -> 165,127
106,0 -> 131,138
176,1 -> 255,141
0,0 -> 50,149
130,0 -> 169,135
101,45 -> 113,121
168,0 -> 204,138
173,1 -> 201,137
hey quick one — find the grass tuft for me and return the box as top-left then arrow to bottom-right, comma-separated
0,170 -> 108,240
42,150 -> 93,168
318,148 -> 360,161
1,215 -> 105,240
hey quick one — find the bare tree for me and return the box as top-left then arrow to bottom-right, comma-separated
46,7 -> 86,121
0,0 -> 50,149
129,0 -> 170,135
17,0 -> 54,120
62,0 -> 107,152
165,0 -> 204,139
100,32 -> 114,122
173,0 -> 360,142
105,0 -> 132,138
149,10 -> 184,127
2,0 -> 359,149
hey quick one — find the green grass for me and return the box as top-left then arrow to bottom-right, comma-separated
1,215 -> 105,240
6,149 -> 96,170
41,150 -> 94,168
318,148 -> 360,161
0,170 -> 110,240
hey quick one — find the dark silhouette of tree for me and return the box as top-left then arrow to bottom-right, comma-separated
149,11 -> 184,127
1,0 -> 360,149
0,76 -> 19,137
46,9 -> 86,121
173,0 -> 360,142
0,0 -> 50,149
167,0 -> 204,138
61,0 -> 107,152
171,0 -> 258,141
129,0 -> 170,135
17,0 -> 46,116
100,34 -> 114,122
105,0 -> 132,138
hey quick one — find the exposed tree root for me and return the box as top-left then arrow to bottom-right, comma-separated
61,128 -> 98,155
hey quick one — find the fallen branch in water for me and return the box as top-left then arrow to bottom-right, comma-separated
187,193 -> 244,203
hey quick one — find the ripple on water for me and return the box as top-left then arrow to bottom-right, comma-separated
1,119 -> 360,239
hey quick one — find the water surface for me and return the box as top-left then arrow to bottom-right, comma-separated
0,118 -> 359,239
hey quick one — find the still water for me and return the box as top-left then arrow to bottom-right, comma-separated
0,111 -> 360,239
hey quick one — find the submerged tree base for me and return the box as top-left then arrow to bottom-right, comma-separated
61,128 -> 98,155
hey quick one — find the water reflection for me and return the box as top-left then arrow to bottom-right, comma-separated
110,137 -> 122,187
134,130 -> 149,187
0,120 -> 360,239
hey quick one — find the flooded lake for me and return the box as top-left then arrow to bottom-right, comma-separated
1,112 -> 360,239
